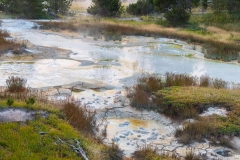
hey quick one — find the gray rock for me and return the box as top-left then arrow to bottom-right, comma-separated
214,148 -> 231,157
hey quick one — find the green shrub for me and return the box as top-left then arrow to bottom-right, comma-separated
87,0 -> 123,17
7,98 -> 14,106
126,0 -> 155,15
164,7 -> 190,27
25,97 -> 35,105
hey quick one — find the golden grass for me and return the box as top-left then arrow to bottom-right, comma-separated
0,30 -> 22,54
157,86 -> 240,108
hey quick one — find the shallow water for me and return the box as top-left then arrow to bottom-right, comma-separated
0,109 -> 47,122
105,118 -> 175,155
1,19 -> 240,86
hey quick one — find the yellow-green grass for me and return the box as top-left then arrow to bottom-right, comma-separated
157,86 -> 240,109
155,86 -> 240,119
0,113 -> 112,160
0,100 -> 118,160
0,99 -> 59,113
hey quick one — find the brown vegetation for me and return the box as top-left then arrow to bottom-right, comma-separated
6,76 -> 27,93
0,30 -> 22,54
61,97 -> 96,135
132,146 -> 202,160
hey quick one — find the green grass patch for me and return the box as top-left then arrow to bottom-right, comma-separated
0,114 -> 80,159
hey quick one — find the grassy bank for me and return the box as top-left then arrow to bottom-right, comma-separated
127,73 -> 240,146
0,77 -> 123,160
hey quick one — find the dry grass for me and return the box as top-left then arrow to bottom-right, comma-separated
132,146 -> 178,160
61,97 -> 96,136
0,30 -> 23,54
132,146 -> 202,160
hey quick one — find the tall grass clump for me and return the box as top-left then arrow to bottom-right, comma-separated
61,98 -> 96,136
165,72 -> 197,87
6,76 -> 27,93
0,30 -> 22,54
127,75 -> 163,110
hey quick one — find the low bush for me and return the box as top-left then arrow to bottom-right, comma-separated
25,97 -> 35,105
6,97 -> 14,106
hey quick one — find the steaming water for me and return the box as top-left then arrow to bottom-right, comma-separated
1,19 -> 240,87
1,19 -> 240,156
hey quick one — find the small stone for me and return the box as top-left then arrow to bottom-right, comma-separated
39,132 -> 47,135
115,91 -> 121,94
214,148 -> 231,157
112,138 -> 120,142
119,121 -> 130,127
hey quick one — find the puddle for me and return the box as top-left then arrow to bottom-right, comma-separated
200,107 -> 227,117
105,118 -> 174,155
0,109 -> 47,122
